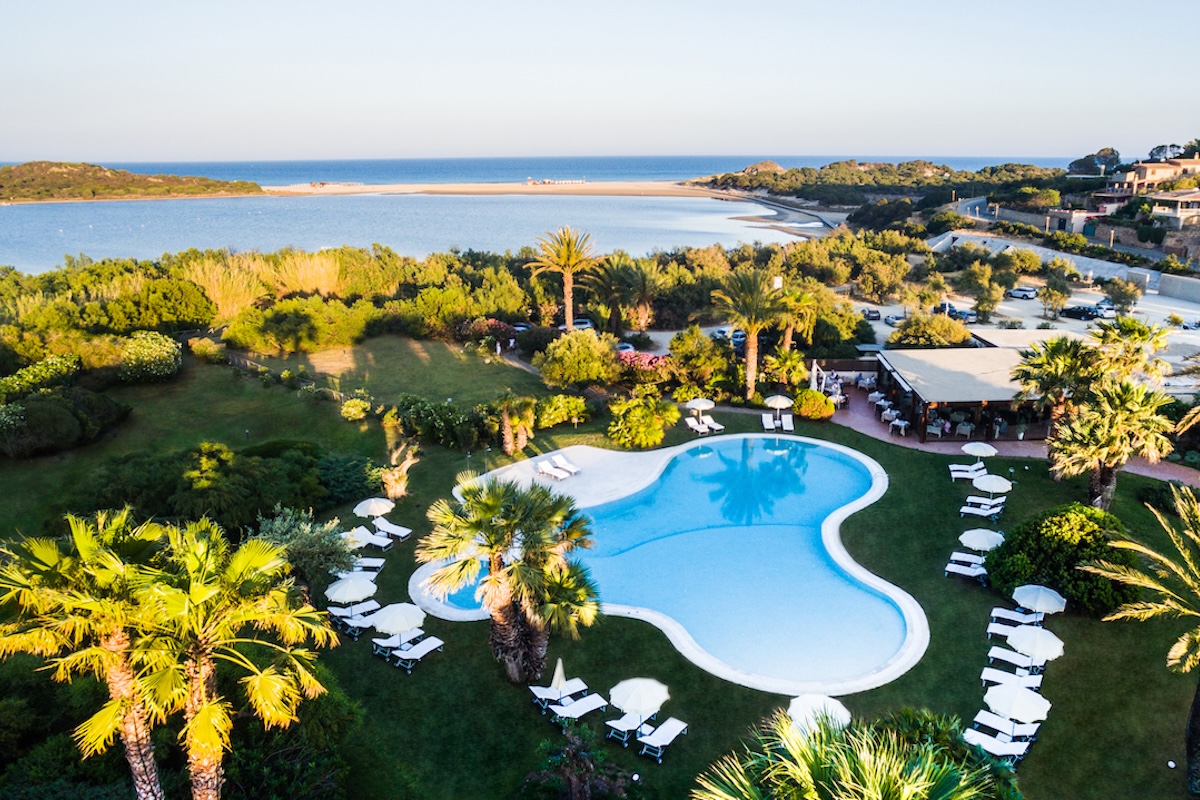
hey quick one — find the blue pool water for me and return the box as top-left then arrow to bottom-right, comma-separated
447,437 -> 909,687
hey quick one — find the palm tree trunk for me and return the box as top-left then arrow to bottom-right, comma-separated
1188,670 -> 1200,796
523,614 -> 550,684
489,596 -> 525,684
563,272 -> 575,332
744,332 -> 759,400
1089,464 -> 1118,510
501,409 -> 515,455
100,631 -> 164,800
186,655 -> 225,800
781,325 -> 795,353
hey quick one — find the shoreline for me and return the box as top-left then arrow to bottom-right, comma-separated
260,178 -> 723,198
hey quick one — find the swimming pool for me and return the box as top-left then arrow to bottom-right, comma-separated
411,434 -> 928,695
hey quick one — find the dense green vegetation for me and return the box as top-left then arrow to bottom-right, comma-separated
0,162 -> 261,202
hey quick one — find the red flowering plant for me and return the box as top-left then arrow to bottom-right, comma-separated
617,350 -> 672,386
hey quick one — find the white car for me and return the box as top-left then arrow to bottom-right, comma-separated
557,318 -> 595,331
1007,286 -> 1039,300
1093,305 -> 1117,319
885,314 -> 907,327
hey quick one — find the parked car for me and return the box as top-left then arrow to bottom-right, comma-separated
1061,305 -> 1098,320
885,314 -> 907,327
615,342 -> 635,353
1006,286 -> 1039,300
730,330 -> 747,345
511,322 -> 532,333
1093,304 -> 1116,319
557,318 -> 595,331
931,302 -> 957,316
861,308 -> 881,321
953,309 -> 978,324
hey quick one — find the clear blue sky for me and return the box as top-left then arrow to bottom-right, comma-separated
2,0 -> 1196,163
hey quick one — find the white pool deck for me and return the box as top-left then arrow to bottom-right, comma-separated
409,434 -> 931,697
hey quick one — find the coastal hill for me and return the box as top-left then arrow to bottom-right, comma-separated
0,161 -> 261,202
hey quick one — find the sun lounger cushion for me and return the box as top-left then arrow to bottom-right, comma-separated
549,692 -> 608,724
761,413 -> 776,431
537,460 -> 571,480
974,709 -> 1040,740
987,646 -> 1046,671
949,462 -> 986,480
700,414 -> 725,432
392,635 -> 444,672
986,621 -> 1018,639
637,717 -> 688,763
960,505 -> 1003,520
965,495 -> 1006,508
781,414 -> 795,432
685,417 -> 711,436
353,557 -> 386,572
530,677 -> 588,710
950,551 -> 986,565
963,728 -> 1030,761
980,667 -> 1042,690
990,607 -> 1044,626
326,599 -> 380,618
373,518 -> 412,541
552,454 -> 582,474
371,628 -> 424,656
944,562 -> 988,582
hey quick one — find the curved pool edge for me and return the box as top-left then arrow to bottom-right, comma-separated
413,433 -> 930,696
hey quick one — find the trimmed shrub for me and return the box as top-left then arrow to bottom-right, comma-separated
188,336 -> 228,364
0,388 -> 129,459
533,330 -> 621,389
793,389 -> 835,420
119,331 -> 182,383
0,354 -> 81,403
985,503 -> 1137,616
536,394 -> 589,429
340,398 -> 371,421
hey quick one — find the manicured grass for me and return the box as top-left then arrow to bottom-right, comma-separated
1,342 -> 1193,798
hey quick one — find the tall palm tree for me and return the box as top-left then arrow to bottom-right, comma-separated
0,510 -> 167,800
529,227 -> 599,332
138,518 -> 336,800
762,347 -> 808,390
626,258 -> 664,333
1090,317 -> 1170,383
711,270 -> 788,400
776,288 -> 816,352
1049,379 -> 1174,510
418,474 -> 597,683
1080,486 -> 1200,796
1013,335 -> 1099,443
693,714 -> 997,800
580,253 -> 632,335
494,391 -> 537,456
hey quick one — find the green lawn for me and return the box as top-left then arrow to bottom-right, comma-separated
0,339 -> 1193,799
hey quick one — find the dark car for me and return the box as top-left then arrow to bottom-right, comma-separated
931,302 -> 957,316
952,309 -> 978,324
1061,305 -> 1098,320
861,308 -> 881,321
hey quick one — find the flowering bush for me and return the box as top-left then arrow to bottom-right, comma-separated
794,389 -> 835,420
341,398 -> 371,421
617,351 -> 672,386
0,354 -> 82,403
187,337 -> 228,364
119,331 -> 182,383
455,317 -> 517,346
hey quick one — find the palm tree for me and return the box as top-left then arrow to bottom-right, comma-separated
762,347 -> 808,390
0,510 -> 167,800
1080,486 -> 1200,796
417,474 -> 597,683
1049,380 -> 1174,510
494,391 -> 537,456
711,270 -> 788,400
776,288 -> 816,352
625,258 -> 664,332
580,253 -> 632,335
529,227 -> 599,332
1090,317 -> 1170,383
693,714 -> 997,800
138,518 -> 336,800
1013,335 -> 1099,442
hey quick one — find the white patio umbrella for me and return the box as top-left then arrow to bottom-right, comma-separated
340,526 -> 374,550
972,474 -> 1013,498
961,442 -> 998,459
324,574 -> 377,615
787,694 -> 851,735
959,528 -> 1005,552
984,684 -> 1051,723
353,497 -> 395,518
1012,584 -> 1067,615
368,603 -> 426,636
764,394 -> 793,422
549,658 -> 567,693
1006,625 -> 1065,662
610,678 -> 670,721
685,397 -> 715,419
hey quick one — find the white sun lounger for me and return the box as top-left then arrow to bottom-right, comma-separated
331,569 -> 378,581
761,413 -> 776,431
344,529 -> 393,551
960,504 -> 1004,521
965,496 -> 1007,509
781,413 -> 795,432
980,667 -> 1043,690
637,717 -> 688,764
606,711 -> 653,746
974,709 -> 1040,741
988,646 -> 1046,672
944,562 -> 987,583
963,727 -> 1030,762
949,462 -> 986,480
986,621 -> 1020,639
530,677 -> 589,712
700,414 -> 725,432
549,692 -> 608,728
391,635 -> 445,673
327,599 -> 380,621
552,454 -> 582,474
950,551 -> 986,566
991,607 -> 1044,626
353,557 -> 386,573
685,417 -> 711,436
373,518 -> 412,541
370,628 -> 424,656
538,460 -> 571,480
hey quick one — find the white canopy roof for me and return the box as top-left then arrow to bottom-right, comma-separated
877,348 -> 1025,405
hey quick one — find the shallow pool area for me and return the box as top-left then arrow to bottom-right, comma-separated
412,434 -> 928,695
